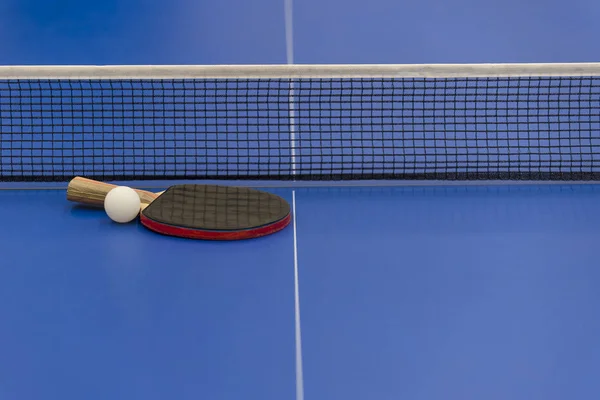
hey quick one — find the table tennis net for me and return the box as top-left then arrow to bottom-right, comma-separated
1,63 -> 600,182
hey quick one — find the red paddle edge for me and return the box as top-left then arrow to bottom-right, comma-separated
139,212 -> 292,240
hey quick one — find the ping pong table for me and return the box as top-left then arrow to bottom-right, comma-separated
3,1 -> 600,399
2,181 -> 600,400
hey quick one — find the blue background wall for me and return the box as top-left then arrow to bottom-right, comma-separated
1,0 -> 600,65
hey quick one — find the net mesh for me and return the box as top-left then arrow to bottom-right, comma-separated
1,64 -> 600,182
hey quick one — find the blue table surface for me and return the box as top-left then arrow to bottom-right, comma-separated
1,183 -> 600,400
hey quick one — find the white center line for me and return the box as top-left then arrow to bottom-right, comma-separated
292,189 -> 304,400
284,2 -> 304,399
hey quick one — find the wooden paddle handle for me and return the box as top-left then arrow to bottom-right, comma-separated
66,176 -> 158,207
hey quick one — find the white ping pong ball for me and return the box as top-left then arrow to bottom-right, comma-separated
104,186 -> 141,223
